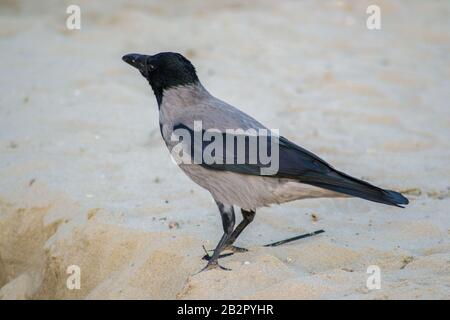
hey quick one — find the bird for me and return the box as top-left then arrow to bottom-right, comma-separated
122,52 -> 409,271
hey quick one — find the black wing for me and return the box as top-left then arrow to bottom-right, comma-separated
172,123 -> 409,207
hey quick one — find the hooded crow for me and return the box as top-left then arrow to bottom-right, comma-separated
122,52 -> 408,271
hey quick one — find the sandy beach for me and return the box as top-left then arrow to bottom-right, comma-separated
0,0 -> 449,299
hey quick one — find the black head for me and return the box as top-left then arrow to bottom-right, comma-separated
122,52 -> 199,104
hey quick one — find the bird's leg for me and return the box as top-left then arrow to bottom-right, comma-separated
223,209 -> 255,253
201,201 -> 235,271
202,209 -> 255,258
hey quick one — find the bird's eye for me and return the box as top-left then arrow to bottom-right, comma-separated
144,57 -> 156,71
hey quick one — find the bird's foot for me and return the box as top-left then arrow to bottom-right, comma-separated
199,261 -> 231,273
223,245 -> 248,253
202,252 -> 234,261
201,245 -> 234,261
201,245 -> 248,261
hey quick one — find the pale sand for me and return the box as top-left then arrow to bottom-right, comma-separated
0,0 -> 449,299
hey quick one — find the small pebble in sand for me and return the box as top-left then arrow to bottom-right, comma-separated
244,261 -> 250,265
87,208 -> 101,220
286,257 -> 293,263
400,256 -> 414,269
28,178 -> 36,186
168,221 -> 180,229
9,141 -> 18,149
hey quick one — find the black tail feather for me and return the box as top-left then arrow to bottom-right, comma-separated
301,170 -> 409,207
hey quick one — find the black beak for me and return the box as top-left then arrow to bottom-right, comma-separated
122,53 -> 148,70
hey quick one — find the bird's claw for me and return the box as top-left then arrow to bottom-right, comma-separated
199,261 -> 231,273
202,252 -> 234,261
201,244 -> 248,261
224,245 -> 248,253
